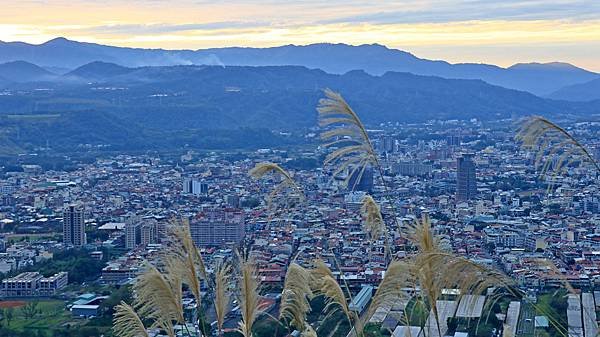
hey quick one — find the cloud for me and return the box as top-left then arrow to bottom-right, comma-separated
75,21 -> 269,35
1,0 -> 600,71
319,0 -> 600,25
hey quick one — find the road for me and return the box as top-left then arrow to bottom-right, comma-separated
516,301 -> 535,337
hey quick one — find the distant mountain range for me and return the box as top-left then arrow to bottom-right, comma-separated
0,60 -> 56,82
1,60 -> 599,154
548,78 -> 600,101
0,37 -> 598,98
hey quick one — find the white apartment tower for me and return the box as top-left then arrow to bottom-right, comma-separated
125,215 -> 142,250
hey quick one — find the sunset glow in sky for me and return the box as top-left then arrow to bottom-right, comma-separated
2,0 -> 600,71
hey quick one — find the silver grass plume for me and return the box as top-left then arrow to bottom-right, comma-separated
170,219 -> 208,279
419,252 -> 515,337
167,218 -> 211,337
318,89 -> 401,234
215,262 -> 232,336
301,325 -> 318,337
317,88 -> 379,190
280,263 -> 314,332
113,302 -> 150,337
133,264 -> 184,333
303,216 -> 519,337
408,215 -> 515,337
409,215 -> 443,337
361,195 -> 385,241
417,252 -> 514,296
515,118 -> 582,334
407,213 -> 439,254
166,219 -> 207,305
311,259 -> 335,283
249,162 -> 304,210
311,259 -> 361,336
368,260 -> 411,318
319,275 -> 354,321
532,258 -> 576,294
515,116 -> 600,181
237,252 -> 262,337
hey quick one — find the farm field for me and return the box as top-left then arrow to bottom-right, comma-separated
0,299 -> 79,333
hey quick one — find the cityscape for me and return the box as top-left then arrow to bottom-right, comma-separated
2,115 -> 600,337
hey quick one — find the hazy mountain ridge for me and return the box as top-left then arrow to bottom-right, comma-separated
549,78 -> 600,102
66,61 -> 135,81
1,62 -> 599,154
0,60 -> 57,83
0,38 -> 598,97
3,62 -> 598,121
199,44 -> 599,96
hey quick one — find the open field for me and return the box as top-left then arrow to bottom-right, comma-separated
0,301 -> 25,308
2,299 -> 75,332
4,233 -> 60,243
0,299 -> 115,337
535,291 -> 568,337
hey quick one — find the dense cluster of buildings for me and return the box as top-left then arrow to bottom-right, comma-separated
1,118 -> 600,334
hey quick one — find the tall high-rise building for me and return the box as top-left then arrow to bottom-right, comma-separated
393,161 -> 433,177
182,178 -> 209,196
381,136 -> 396,153
125,216 -> 142,250
190,209 -> 245,246
447,135 -> 461,148
63,204 -> 86,247
182,178 -> 193,194
141,220 -> 159,246
456,154 -> 477,201
347,166 -> 374,192
226,194 -> 240,208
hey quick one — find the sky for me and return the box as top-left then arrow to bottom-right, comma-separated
2,0 -> 600,71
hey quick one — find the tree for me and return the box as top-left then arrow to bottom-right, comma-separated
99,285 -> 132,316
4,309 -> 13,327
74,327 -> 100,337
252,317 -> 288,337
32,248 -> 107,284
21,301 -> 40,319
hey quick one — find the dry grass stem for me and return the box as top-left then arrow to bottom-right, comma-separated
237,253 -> 262,337
166,220 -> 207,305
134,264 -> 184,329
301,325 -> 318,337
113,302 -> 150,337
368,260 -> 410,317
361,195 -> 385,241
317,88 -> 378,189
280,263 -> 314,331
249,162 -> 304,210
215,262 -> 232,335
515,116 -> 600,180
